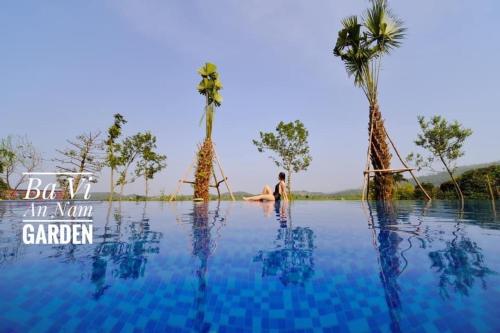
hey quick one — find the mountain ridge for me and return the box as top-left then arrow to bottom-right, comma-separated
86,161 -> 499,199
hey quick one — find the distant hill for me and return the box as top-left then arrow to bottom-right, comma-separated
81,192 -> 140,200
76,162 -> 499,201
322,161 -> 500,197
225,191 -> 254,197
413,161 -> 500,186
288,190 -> 362,200
330,188 -> 362,197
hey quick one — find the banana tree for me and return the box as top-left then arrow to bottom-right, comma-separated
333,0 -> 405,201
194,62 -> 223,201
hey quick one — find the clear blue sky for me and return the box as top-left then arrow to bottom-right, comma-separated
1,1 -> 499,195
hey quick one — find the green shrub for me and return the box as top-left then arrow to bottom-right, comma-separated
414,182 -> 435,199
439,165 -> 499,199
394,181 -> 415,200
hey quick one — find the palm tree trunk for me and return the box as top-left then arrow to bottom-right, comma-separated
194,95 -> 215,202
194,138 -> 213,201
369,103 -> 393,201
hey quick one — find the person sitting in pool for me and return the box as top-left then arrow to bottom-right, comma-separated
243,172 -> 289,202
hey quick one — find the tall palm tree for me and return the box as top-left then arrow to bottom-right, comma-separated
194,63 -> 223,201
333,0 -> 405,201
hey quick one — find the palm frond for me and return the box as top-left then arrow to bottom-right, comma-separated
364,0 -> 406,54
334,15 -> 373,86
333,0 -> 404,102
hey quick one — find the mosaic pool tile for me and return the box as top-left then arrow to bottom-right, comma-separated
0,201 -> 500,332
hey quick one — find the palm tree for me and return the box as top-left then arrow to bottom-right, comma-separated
194,63 -> 223,201
333,0 -> 405,201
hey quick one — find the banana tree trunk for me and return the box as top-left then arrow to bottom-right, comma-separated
369,103 -> 394,201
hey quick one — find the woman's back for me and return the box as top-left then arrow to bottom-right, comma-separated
273,182 -> 281,200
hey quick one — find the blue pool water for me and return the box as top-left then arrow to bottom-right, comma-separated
1,200 -> 500,332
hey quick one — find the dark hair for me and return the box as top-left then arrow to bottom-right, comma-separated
278,172 -> 286,180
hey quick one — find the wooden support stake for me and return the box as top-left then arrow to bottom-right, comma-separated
170,143 -> 235,202
486,175 -> 495,201
213,146 -> 235,201
486,175 -> 496,215
213,169 -> 221,201
362,112 -> 375,201
361,114 -> 432,202
169,156 -> 196,201
383,127 -> 432,202
364,167 -> 414,174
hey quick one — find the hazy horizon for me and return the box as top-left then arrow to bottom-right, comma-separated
2,1 -> 499,195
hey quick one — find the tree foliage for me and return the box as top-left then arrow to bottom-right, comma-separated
410,115 -> 473,169
105,113 -> 127,199
197,62 -> 223,139
105,114 -> 127,170
197,62 -> 223,107
440,165 -> 499,200
0,135 -> 42,190
408,115 -> 472,206
0,147 -> 15,196
0,147 -> 15,184
134,136 -> 167,197
253,120 -> 312,193
116,131 -> 158,196
333,0 -> 405,104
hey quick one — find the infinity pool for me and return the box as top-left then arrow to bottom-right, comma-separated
1,201 -> 499,332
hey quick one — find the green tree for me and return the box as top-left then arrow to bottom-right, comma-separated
253,120 -> 312,195
457,166 -> 499,199
0,147 -> 15,197
0,147 -> 15,187
194,62 -> 223,201
105,113 -> 127,201
116,132 -> 156,197
438,165 -> 498,200
408,115 -> 472,207
333,0 -> 405,201
0,135 -> 42,190
134,138 -> 167,198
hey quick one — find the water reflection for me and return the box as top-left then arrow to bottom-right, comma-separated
184,203 -> 227,332
91,201 -> 163,299
369,202 -> 404,333
428,221 -> 493,298
367,201 -> 496,332
0,203 -> 34,265
254,202 -> 315,285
